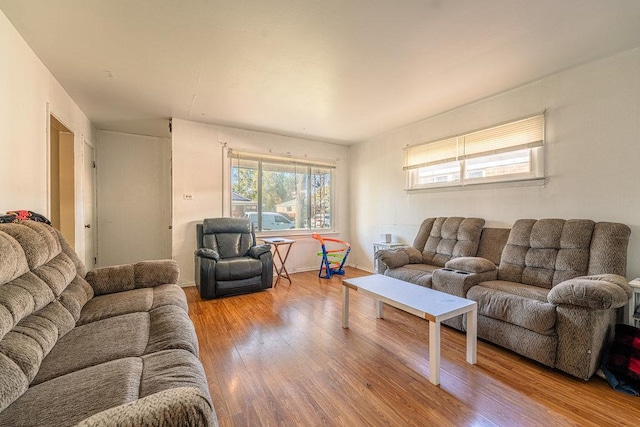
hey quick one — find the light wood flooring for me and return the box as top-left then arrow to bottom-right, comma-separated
185,267 -> 640,426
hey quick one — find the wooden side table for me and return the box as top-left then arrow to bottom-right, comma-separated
261,238 -> 295,287
628,278 -> 640,327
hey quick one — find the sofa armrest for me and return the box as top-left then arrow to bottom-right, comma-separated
75,387 -> 216,427
548,274 -> 632,309
376,247 -> 422,270
195,248 -> 220,261
248,244 -> 271,259
85,259 -> 180,296
444,257 -> 496,274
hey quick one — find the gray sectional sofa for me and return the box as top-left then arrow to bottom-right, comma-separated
0,221 -> 216,426
377,217 -> 632,380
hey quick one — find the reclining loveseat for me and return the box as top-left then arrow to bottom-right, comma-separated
377,217 -> 631,380
0,221 -> 216,426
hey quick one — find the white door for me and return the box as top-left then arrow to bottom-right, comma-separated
83,140 -> 97,268
96,131 -> 171,266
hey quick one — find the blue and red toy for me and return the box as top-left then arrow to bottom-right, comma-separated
312,233 -> 350,279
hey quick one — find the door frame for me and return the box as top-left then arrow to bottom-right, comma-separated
83,137 -> 97,268
47,105 -> 76,248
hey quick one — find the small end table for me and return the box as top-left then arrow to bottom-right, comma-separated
628,278 -> 640,327
261,238 -> 295,287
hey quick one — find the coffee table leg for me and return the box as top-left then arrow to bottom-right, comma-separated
376,300 -> 383,319
342,285 -> 349,329
429,320 -> 441,385
466,306 -> 477,364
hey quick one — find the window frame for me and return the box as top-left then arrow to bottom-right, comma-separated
228,150 -> 335,235
404,113 -> 545,191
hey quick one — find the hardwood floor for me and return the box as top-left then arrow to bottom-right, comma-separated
185,267 -> 640,426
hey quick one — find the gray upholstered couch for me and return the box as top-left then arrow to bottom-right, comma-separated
0,221 -> 216,426
377,217 -> 632,380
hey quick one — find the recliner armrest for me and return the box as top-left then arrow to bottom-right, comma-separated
248,244 -> 271,258
548,274 -> 632,309
377,247 -> 422,270
194,248 -> 220,261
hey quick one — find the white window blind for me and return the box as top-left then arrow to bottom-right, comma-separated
462,115 -> 544,159
404,113 -> 544,169
404,113 -> 545,190
403,137 -> 458,170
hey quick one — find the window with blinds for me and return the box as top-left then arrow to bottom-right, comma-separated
228,150 -> 335,232
404,113 -> 545,190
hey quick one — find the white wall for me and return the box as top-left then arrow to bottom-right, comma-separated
172,119 -> 350,286
350,47 -> 640,279
0,10 -> 95,264
96,130 -> 171,267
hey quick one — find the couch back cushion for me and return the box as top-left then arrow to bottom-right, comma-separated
200,218 -> 255,259
476,227 -> 511,266
412,217 -> 485,267
587,222 -> 631,277
0,221 -> 93,412
497,219 -> 630,289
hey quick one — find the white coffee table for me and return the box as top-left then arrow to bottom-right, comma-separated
342,274 -> 477,385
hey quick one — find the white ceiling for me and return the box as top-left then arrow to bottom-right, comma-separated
2,0 -> 640,144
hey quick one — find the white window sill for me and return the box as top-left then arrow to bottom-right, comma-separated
256,230 -> 340,238
405,177 -> 546,194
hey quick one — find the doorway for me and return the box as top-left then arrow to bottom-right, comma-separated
49,115 -> 75,248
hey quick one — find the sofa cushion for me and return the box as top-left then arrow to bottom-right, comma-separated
0,352 -> 29,413
145,305 -> 200,356
32,312 -> 150,385
468,280 -> 556,335
588,222 -> 632,276
78,288 -> 153,325
0,358 -> 143,427
498,219 -> 596,288
0,349 -> 213,427
0,222 -> 61,271
417,217 -> 485,267
215,257 -> 263,280
77,284 -> 187,326
140,349 -> 210,398
384,264 -> 438,288
150,284 -> 189,312
58,276 -> 94,322
33,305 -> 198,385
0,230 -> 29,284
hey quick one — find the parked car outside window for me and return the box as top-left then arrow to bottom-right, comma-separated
244,212 -> 295,231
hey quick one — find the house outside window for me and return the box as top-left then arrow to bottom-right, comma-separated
229,151 -> 334,233
404,113 -> 545,190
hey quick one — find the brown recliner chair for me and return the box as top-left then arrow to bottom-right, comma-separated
195,218 -> 273,299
